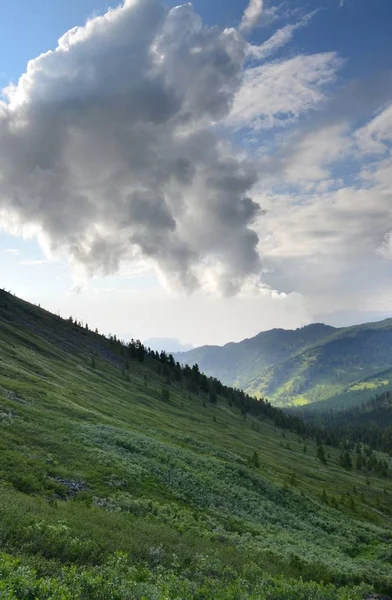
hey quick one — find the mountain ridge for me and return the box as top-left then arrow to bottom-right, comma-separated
175,318 -> 392,408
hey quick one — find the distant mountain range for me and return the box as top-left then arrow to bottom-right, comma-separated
175,319 -> 392,408
144,337 -> 193,353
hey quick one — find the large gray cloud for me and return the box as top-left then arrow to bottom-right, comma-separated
0,0 -> 262,294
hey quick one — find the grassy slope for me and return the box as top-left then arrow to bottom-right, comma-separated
176,320 -> 392,408
0,291 -> 391,598
301,368 -> 392,412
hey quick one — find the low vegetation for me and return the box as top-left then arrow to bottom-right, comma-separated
0,290 -> 391,598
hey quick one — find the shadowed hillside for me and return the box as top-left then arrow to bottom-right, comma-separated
296,390 -> 392,455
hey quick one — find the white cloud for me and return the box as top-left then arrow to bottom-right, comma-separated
116,259 -> 155,279
0,0 -> 263,296
361,153 -> 392,189
355,103 -> 392,155
229,53 -> 342,130
240,0 -> 264,33
247,23 -> 298,61
358,106 -> 392,197
279,123 -> 352,184
378,232 -> 392,260
251,183 -> 392,319
235,81 -> 392,321
258,187 -> 392,259
19,259 -> 48,266
247,12 -> 316,61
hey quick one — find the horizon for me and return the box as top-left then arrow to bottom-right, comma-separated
0,0 -> 391,346
4,287 -> 392,350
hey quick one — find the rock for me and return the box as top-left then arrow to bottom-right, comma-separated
2,389 -> 28,404
52,477 -> 88,499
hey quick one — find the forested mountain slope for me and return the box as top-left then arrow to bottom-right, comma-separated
176,320 -> 392,407
175,323 -> 335,390
0,290 -> 391,598
297,391 -> 392,455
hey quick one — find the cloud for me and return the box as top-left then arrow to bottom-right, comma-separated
1,0 -> 391,335
252,77 -> 392,190
116,259 -> 155,279
257,106 -> 391,306
364,155 -> 392,191
247,12 -> 316,62
253,185 -> 392,318
378,232 -> 392,260
243,81 -> 392,319
0,0 -> 263,295
19,259 -> 48,266
264,123 -> 352,185
240,0 -> 264,33
228,52 -> 342,130
354,103 -> 392,155
358,105 -> 392,194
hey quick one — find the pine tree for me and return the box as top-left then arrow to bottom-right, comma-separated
161,387 -> 170,402
209,391 -> 217,404
317,445 -> 327,464
339,451 -> 352,470
250,451 -> 260,468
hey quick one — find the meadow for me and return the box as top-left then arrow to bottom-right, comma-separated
0,290 -> 391,598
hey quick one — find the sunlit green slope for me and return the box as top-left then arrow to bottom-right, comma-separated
0,290 -> 391,599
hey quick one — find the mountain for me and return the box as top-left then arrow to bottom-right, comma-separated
175,319 -> 392,408
144,336 -> 193,353
0,289 -> 391,598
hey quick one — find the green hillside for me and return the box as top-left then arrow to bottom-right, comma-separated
298,368 -> 392,413
176,320 -> 392,407
0,290 -> 392,598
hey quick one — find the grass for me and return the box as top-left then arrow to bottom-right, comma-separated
350,380 -> 390,391
290,396 -> 312,406
0,290 -> 391,598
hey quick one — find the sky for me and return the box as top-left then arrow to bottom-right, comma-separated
0,0 -> 391,348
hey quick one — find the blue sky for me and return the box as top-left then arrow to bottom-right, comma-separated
0,0 -> 391,346
2,0 -> 391,84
